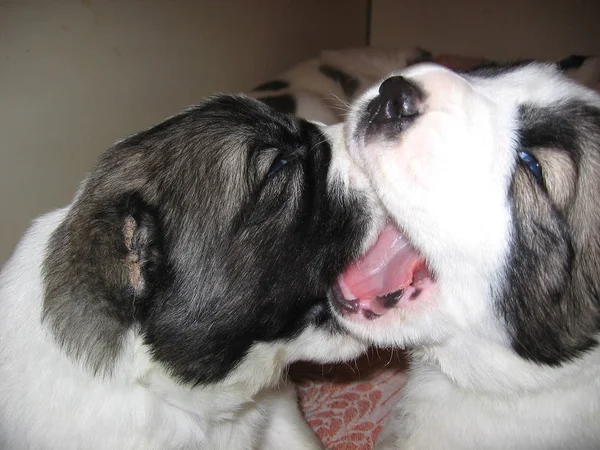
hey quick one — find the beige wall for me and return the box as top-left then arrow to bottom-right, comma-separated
2,0 -> 599,264
371,0 -> 600,60
0,0 -> 367,264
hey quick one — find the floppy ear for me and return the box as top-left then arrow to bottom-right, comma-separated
42,192 -> 164,375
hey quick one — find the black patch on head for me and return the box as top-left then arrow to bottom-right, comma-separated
465,59 -> 537,78
518,104 -> 580,151
43,94 -> 371,384
500,101 -> 600,366
557,55 -> 589,71
257,94 -> 297,114
252,80 -> 290,92
319,64 -> 361,98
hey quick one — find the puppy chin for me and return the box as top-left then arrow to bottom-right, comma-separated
330,298 -> 452,350
286,325 -> 368,364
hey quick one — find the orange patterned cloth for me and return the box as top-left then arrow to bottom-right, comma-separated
291,350 -> 408,450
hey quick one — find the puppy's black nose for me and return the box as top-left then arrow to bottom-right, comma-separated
370,76 -> 422,123
361,75 -> 424,141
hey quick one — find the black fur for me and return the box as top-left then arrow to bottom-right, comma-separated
465,59 -> 537,78
469,55 -> 591,77
406,47 -> 433,66
257,94 -> 297,114
252,80 -> 290,92
43,193 -> 166,374
319,64 -> 361,98
501,101 -> 600,365
43,95 -> 371,384
558,55 -> 589,71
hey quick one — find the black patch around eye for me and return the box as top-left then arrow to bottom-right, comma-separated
319,64 -> 361,98
499,99 -> 600,367
517,104 -> 582,154
258,95 -> 297,114
252,80 -> 290,92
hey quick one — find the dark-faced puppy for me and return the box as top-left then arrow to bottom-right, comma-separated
0,95 -> 379,449
331,63 -> 600,448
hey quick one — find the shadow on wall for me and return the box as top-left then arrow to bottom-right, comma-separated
0,0 -> 368,264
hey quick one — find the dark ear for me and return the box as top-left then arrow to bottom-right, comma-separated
43,192 -> 164,375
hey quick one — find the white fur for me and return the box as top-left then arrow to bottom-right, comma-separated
0,123 -> 366,449
338,63 -> 600,449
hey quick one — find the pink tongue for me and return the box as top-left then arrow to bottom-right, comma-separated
339,223 -> 425,300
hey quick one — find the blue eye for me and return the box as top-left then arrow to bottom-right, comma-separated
519,151 -> 543,181
268,157 -> 288,175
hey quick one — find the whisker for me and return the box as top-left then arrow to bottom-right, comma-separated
328,106 -> 351,112
308,137 -> 330,153
325,91 -> 351,109
385,348 -> 397,367
324,101 -> 351,112
354,359 -> 361,377
344,361 -> 358,374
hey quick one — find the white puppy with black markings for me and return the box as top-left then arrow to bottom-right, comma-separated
329,62 -> 600,449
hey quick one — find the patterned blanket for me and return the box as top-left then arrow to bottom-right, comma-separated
291,350 -> 408,450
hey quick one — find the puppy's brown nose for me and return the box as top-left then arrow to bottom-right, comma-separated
371,76 -> 422,122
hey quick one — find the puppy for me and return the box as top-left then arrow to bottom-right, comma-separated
0,95 -> 379,449
330,62 -> 600,448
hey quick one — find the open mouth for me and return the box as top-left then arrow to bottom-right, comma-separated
332,222 -> 435,320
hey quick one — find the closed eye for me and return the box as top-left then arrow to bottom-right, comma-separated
519,151 -> 543,181
268,152 -> 303,177
268,156 -> 289,175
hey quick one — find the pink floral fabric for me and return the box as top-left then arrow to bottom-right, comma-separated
291,350 -> 408,450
